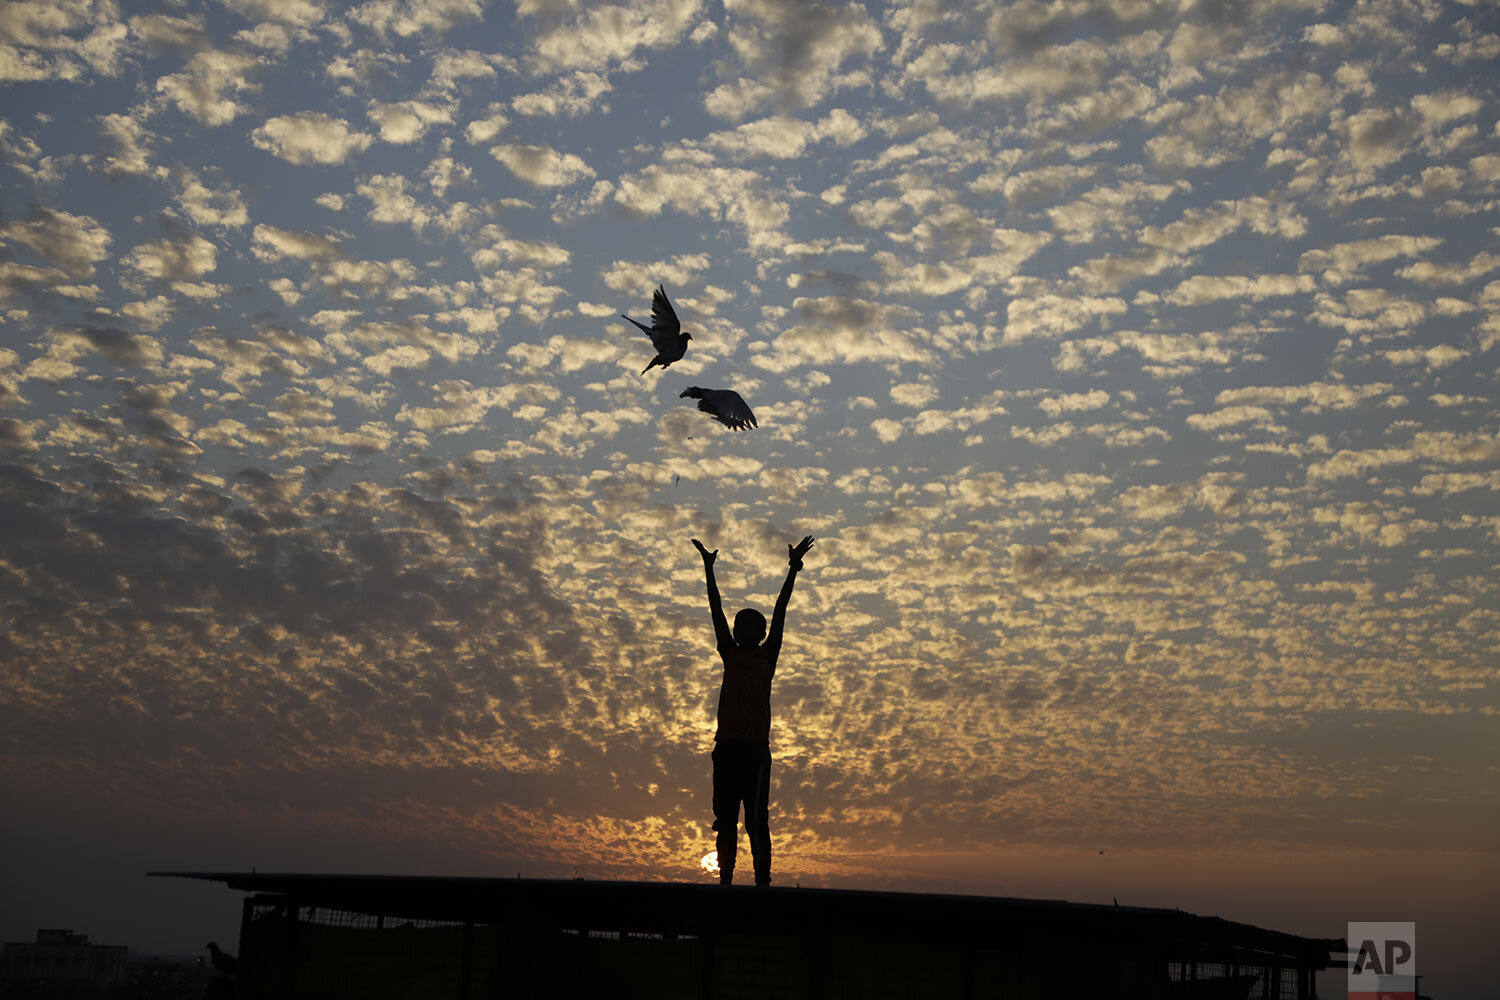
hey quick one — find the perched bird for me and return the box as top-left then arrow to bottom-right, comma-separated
205,942 -> 237,975
621,285 -> 692,375
680,386 -> 757,431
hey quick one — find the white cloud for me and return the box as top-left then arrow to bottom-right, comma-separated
357,174 -> 436,230
913,402 -> 1003,436
890,382 -> 936,408
269,277 -> 300,305
252,112 -> 375,164
491,143 -> 594,186
324,46 -> 410,88
96,112 -> 154,175
749,296 -> 929,372
703,78 -> 774,121
874,227 -> 1050,298
1300,235 -> 1443,285
600,253 -> 712,292
1340,107 -> 1416,171
423,155 -> 473,197
0,261 -> 68,303
704,115 -> 819,160
470,226 -> 571,269
506,334 -> 622,374
222,0 -> 325,27
1038,390 -> 1109,417
1302,23 -> 1343,46
129,12 -> 207,54
1148,72 -> 1335,168
121,295 -> 175,329
428,48 -> 507,92
528,0 -> 703,72
464,105 -> 508,143
816,108 -> 865,145
234,23 -> 293,50
156,50 -> 262,126
175,171 -> 250,227
1307,447 -> 1413,481
0,206 -> 112,277
1138,197 -> 1305,254
1186,406 -> 1275,431
712,0 -> 882,117
367,100 -> 452,143
1382,344 -> 1465,370
905,38 -> 1115,108
363,344 -> 431,375
1214,381 -> 1390,412
348,0 -> 485,39
1164,273 -> 1316,306
612,163 -> 789,246
511,71 -> 611,117
394,380 -> 556,433
699,110 -> 860,159
1395,251 -> 1500,286
122,233 -> 218,279
1311,289 -> 1427,334
1047,180 -> 1185,245
1003,294 -> 1128,344
0,0 -> 128,82
35,324 -> 165,375
1411,90 -> 1483,128
252,225 -> 341,261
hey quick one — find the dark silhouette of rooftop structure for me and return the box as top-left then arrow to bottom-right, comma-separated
2,928 -> 129,992
153,871 -> 1345,999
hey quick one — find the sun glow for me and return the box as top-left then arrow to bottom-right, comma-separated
699,851 -> 719,877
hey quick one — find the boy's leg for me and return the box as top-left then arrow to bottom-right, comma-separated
710,743 -> 740,884
744,744 -> 772,886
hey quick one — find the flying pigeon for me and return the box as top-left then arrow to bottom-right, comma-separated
621,285 -> 692,375
680,386 -> 757,431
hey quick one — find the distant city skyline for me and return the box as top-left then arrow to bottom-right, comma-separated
1,0 -> 1497,996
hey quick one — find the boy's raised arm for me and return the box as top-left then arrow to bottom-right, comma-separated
766,535 -> 814,665
692,538 -> 733,650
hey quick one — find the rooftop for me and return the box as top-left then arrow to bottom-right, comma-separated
152,871 -> 1344,966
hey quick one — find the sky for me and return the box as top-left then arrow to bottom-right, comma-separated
1,0 -> 1498,993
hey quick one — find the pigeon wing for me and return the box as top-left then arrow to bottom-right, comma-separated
648,285 -> 682,353
700,389 -> 757,431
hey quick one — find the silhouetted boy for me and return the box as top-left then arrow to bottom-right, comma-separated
692,534 -> 814,887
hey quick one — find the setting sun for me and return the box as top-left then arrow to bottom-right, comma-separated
700,852 -> 720,878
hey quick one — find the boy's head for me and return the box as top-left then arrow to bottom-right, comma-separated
733,608 -> 766,646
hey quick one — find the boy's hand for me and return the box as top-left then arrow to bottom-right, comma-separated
788,535 -> 814,571
692,538 -> 717,566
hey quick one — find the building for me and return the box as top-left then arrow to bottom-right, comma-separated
1,928 -> 129,992
154,872 -> 1345,1000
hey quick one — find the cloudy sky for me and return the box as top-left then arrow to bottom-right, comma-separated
2,0 -> 1498,991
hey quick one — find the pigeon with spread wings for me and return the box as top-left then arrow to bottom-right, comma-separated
680,386 -> 757,431
621,285 -> 692,375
